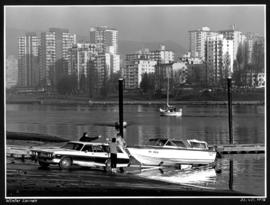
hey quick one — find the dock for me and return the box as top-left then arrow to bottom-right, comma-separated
211,143 -> 265,155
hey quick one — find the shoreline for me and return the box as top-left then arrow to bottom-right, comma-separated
6,99 -> 265,105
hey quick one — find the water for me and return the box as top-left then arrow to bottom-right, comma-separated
6,103 -> 265,196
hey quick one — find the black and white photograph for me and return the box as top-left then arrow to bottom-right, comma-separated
3,3 -> 267,203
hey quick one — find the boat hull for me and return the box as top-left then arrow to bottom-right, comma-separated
127,146 -> 216,166
159,108 -> 182,117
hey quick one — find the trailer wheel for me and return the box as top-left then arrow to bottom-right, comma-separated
119,167 -> 124,173
104,159 -> 111,172
59,157 -> 72,169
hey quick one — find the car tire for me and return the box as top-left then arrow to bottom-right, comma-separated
104,159 -> 111,172
39,161 -> 49,168
59,157 -> 72,169
119,167 -> 124,173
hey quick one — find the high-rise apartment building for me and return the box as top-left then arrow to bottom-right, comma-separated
155,62 -> 188,91
205,34 -> 233,85
6,55 -> 18,88
188,26 -> 264,87
89,26 -> 120,94
124,46 -> 174,89
90,26 -> 118,54
104,29 -> 119,54
40,28 -> 76,86
94,54 -> 107,90
90,26 -> 120,74
18,32 -> 40,87
105,53 -> 120,75
90,26 -> 107,54
68,43 -> 97,90
150,45 -> 174,64
189,26 -> 246,62
219,26 -> 246,61
124,53 -> 157,89
40,32 -> 55,86
244,33 -> 264,65
189,27 -> 218,61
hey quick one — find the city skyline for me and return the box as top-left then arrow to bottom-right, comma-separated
5,5 -> 265,57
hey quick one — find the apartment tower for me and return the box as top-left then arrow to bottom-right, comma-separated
40,28 -> 76,86
189,27 -> 218,61
205,34 -> 234,85
18,32 -> 40,87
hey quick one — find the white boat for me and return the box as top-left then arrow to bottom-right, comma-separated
159,76 -> 182,117
126,138 -> 216,167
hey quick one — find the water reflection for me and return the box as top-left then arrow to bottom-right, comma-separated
137,105 -> 143,113
215,154 -> 265,195
136,167 -> 217,189
6,104 -> 265,144
138,125 -> 143,145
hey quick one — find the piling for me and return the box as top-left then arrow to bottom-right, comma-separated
227,77 -> 233,144
229,159 -> 234,190
119,78 -> 124,138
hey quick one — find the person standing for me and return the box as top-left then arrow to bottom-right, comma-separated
116,133 -> 126,149
109,137 -> 117,173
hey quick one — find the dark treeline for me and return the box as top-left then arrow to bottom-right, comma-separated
233,40 -> 264,87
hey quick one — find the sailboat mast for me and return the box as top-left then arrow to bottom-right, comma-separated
167,76 -> 169,107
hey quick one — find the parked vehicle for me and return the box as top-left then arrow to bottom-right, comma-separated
30,141 -> 130,171
126,138 -> 216,167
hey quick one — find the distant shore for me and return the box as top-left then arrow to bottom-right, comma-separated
6,98 -> 265,105
5,93 -> 265,105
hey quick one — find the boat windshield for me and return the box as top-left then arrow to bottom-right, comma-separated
171,140 -> 187,148
189,141 -> 208,149
62,142 -> 84,151
148,139 -> 168,146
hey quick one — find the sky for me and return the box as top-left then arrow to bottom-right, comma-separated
5,5 -> 265,54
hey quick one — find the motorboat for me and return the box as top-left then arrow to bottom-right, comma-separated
159,76 -> 182,117
126,138 -> 216,167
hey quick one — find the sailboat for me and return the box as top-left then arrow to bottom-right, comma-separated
159,77 -> 182,117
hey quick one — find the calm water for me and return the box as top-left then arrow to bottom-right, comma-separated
6,103 -> 265,196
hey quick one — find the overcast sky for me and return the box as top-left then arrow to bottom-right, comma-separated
5,5 -> 265,49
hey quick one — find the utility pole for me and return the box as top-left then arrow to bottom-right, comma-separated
118,78 -> 124,138
205,61 -> 208,87
227,77 -> 233,144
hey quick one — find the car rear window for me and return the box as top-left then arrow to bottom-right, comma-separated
62,142 -> 83,151
93,145 -> 106,152
82,145 -> 93,152
102,145 -> 110,153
